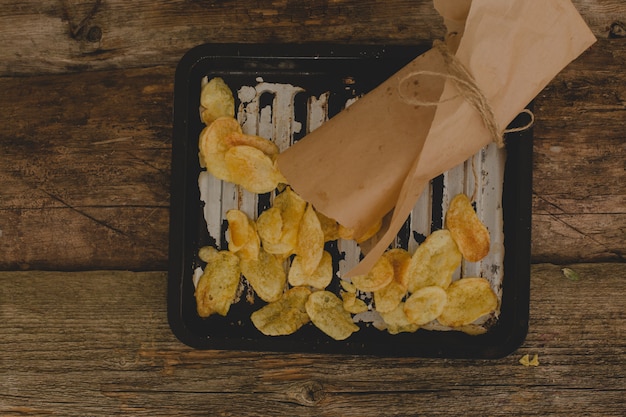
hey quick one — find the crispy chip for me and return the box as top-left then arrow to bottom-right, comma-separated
340,280 -> 357,294
223,131 -> 279,158
295,204 -> 325,276
341,290 -> 369,314
404,286 -> 448,326
225,209 -> 260,260
379,302 -> 420,335
225,145 -> 285,194
350,254 -> 394,292
250,286 -> 311,336
306,290 -> 359,340
256,207 -> 283,246
445,194 -> 490,262
374,280 -> 407,314
198,117 -> 242,179
406,229 -> 462,293
194,247 -> 241,317
437,277 -> 498,327
288,250 -> 333,289
240,249 -> 287,303
315,210 -> 341,242
383,248 -> 411,288
200,77 -> 235,125
261,187 -> 306,256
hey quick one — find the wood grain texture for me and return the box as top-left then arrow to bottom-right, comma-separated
1,264 -> 624,416
0,0 -> 624,76
1,41 -> 624,270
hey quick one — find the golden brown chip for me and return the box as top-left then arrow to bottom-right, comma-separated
341,290 -> 369,314
340,279 -> 357,294
198,117 -> 242,179
306,290 -> 359,340
223,131 -> 279,158
404,286 -> 448,326
383,248 -> 412,289
373,280 -> 407,314
437,277 -> 498,327
240,249 -> 287,303
260,187 -> 306,256
315,210 -> 341,242
225,145 -> 284,194
350,254 -> 394,293
225,209 -> 260,260
295,204 -> 325,276
445,193 -> 491,262
256,207 -> 283,246
406,229 -> 462,293
200,77 -> 235,125
250,286 -> 311,336
288,250 -> 333,290
379,302 -> 420,335
194,247 -> 241,317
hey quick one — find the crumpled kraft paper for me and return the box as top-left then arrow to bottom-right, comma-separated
277,0 -> 596,277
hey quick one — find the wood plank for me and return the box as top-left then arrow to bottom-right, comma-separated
0,0 -> 624,76
1,263 -> 624,415
1,39 -> 624,270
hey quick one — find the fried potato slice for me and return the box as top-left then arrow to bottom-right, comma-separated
341,290 -> 369,314
406,229 -> 462,293
223,131 -> 279,159
383,248 -> 411,288
404,286 -> 448,326
260,187 -> 306,256
250,286 -> 311,336
295,204 -> 325,276
256,207 -> 283,246
240,249 -> 287,303
225,145 -> 285,194
350,254 -> 394,293
288,250 -> 333,289
379,302 -> 420,335
225,209 -> 260,260
200,77 -> 235,125
198,117 -> 242,178
315,210 -> 341,242
437,277 -> 498,327
306,290 -> 359,340
194,247 -> 241,318
374,280 -> 407,314
445,193 -> 490,262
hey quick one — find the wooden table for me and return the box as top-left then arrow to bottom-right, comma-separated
1,1 -> 624,415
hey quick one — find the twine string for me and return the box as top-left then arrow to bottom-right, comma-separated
397,40 -> 534,148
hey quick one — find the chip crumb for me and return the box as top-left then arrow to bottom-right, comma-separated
561,267 -> 580,282
519,353 -> 539,367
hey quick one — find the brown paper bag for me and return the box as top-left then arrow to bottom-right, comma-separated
277,0 -> 596,277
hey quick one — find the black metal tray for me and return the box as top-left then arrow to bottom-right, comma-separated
168,43 -> 531,358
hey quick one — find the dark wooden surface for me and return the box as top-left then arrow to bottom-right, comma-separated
1,1 -> 625,415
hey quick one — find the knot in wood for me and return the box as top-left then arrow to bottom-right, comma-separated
288,380 -> 325,406
609,21 -> 626,38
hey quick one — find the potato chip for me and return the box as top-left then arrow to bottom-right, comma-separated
194,247 -> 241,317
404,286 -> 448,326
340,279 -> 357,294
250,286 -> 311,336
256,207 -> 283,246
373,280 -> 407,314
379,302 -> 420,335
295,204 -> 325,276
223,131 -> 279,158
341,290 -> 369,314
288,250 -> 333,289
306,290 -> 359,340
437,277 -> 498,327
350,254 -> 394,292
200,77 -> 235,125
198,117 -> 242,179
445,193 -> 490,262
225,209 -> 260,260
406,229 -> 462,293
240,249 -> 287,303
315,210 -> 341,242
383,248 -> 411,288
260,187 -> 306,256
355,218 -> 383,243
225,145 -> 285,194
